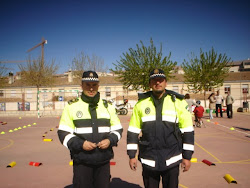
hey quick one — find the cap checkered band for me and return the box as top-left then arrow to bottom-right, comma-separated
150,73 -> 166,79
82,77 -> 99,82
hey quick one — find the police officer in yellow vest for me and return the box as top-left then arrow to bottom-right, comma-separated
58,71 -> 123,188
127,69 -> 194,188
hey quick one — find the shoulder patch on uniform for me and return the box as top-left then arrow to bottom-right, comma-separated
145,107 -> 151,114
68,98 -> 79,105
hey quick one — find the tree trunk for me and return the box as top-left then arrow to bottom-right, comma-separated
37,86 -> 39,111
204,91 -> 207,108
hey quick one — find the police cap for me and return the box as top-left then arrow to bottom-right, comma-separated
149,69 -> 166,80
82,71 -> 99,82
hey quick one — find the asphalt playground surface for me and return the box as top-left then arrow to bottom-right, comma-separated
0,111 -> 250,188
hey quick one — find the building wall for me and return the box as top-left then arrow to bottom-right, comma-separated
0,79 -> 249,113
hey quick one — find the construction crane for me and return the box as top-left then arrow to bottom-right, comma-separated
0,60 -> 26,63
27,37 -> 47,64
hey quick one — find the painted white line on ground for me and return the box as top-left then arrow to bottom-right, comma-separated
211,121 -> 250,136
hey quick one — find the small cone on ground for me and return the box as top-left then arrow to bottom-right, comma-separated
6,161 -> 16,168
2,122 -> 7,125
29,162 -> 42,167
43,138 -> 53,142
33,123 -> 37,125
230,127 -> 235,130
9,130 -> 13,133
224,174 -> 237,184
207,120 -> 210,122
215,122 -> 219,125
191,158 -> 197,163
28,124 -> 31,127
202,159 -> 215,166
18,127 -> 22,130
19,117 -> 22,119
1,131 -> 6,134
50,128 -> 54,131
14,128 -> 18,131
23,126 -> 27,128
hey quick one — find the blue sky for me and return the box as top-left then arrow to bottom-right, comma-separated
0,0 -> 249,74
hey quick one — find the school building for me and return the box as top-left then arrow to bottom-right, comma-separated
0,60 -> 249,117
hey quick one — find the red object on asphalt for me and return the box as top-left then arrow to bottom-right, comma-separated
29,162 -> 42,166
202,159 -> 215,166
110,161 -> 116,165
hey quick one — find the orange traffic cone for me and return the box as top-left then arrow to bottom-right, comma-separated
29,162 -> 42,166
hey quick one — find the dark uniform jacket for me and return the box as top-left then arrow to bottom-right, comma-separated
58,93 -> 123,165
127,90 -> 194,171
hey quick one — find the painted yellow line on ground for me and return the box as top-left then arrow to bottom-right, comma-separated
195,142 -> 222,163
179,184 -> 188,188
218,159 -> 250,164
0,138 -> 14,151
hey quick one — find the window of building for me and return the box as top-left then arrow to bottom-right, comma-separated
172,86 -> 179,93
0,90 -> 3,97
105,87 -> 111,97
26,90 -> 32,99
224,85 -> 231,94
71,88 -> 78,97
205,87 -> 212,92
11,90 -> 16,97
42,89 -> 48,99
242,84 -> 249,94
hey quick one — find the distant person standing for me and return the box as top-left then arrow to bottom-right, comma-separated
184,93 -> 196,113
193,101 -> 205,128
226,92 -> 234,118
208,93 -> 216,119
215,90 -> 223,118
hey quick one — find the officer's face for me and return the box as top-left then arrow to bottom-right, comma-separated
149,77 -> 167,94
82,81 -> 99,97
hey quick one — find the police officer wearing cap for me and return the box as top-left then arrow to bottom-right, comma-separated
58,71 -> 123,188
127,69 -> 194,188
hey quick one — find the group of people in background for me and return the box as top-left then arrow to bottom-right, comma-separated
208,90 -> 234,119
185,90 -> 235,128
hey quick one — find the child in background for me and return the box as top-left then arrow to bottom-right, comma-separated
193,100 -> 205,128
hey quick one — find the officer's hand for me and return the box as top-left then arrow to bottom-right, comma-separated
97,139 -> 110,149
181,159 -> 191,172
83,140 -> 97,151
129,158 -> 137,171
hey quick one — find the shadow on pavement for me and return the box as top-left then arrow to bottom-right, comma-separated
64,185 -> 72,188
110,178 -> 142,188
234,126 -> 250,131
64,178 -> 142,188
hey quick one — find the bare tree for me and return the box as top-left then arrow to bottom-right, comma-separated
18,57 -> 58,109
71,52 -> 108,79
0,62 -> 7,88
